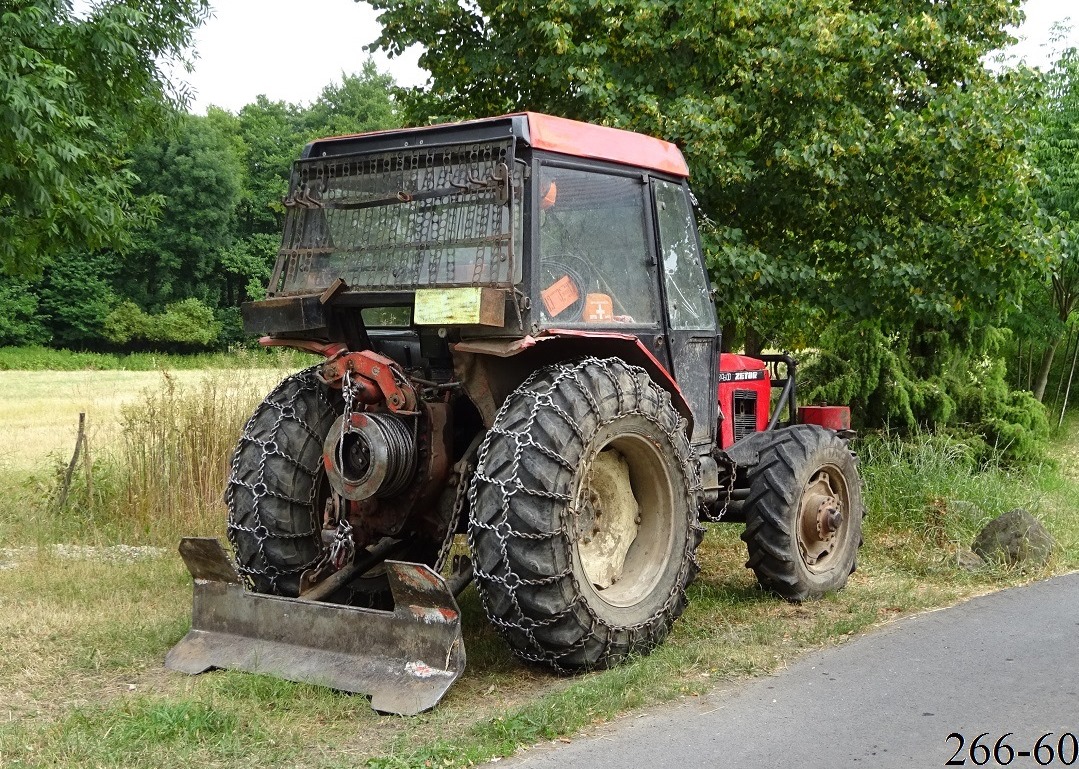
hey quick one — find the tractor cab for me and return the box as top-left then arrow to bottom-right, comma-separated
245,112 -> 719,446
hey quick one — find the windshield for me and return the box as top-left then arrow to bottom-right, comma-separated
272,140 -> 522,294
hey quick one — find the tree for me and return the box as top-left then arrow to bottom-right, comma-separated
302,61 -> 399,138
368,0 -> 1041,350
1029,45 -> 1079,401
36,250 -> 119,348
0,276 -> 48,346
0,0 -> 211,276
113,114 -> 242,311
219,98 -> 306,240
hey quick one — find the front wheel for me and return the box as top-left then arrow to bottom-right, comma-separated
741,425 -> 864,601
468,357 -> 703,671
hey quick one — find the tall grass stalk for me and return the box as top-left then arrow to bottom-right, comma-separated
50,372 -> 271,545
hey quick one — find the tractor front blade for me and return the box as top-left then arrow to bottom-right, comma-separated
165,537 -> 465,715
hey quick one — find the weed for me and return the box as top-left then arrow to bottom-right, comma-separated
0,345 -> 310,372
1,370 -> 282,545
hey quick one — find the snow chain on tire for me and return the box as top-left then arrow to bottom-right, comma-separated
225,366 -> 338,596
468,357 -> 705,672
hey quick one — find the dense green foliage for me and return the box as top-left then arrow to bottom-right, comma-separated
0,0 -> 211,275
369,0 -> 1066,456
0,64 -> 399,351
1018,44 -> 1079,402
371,0 -> 1039,343
800,323 -> 1050,463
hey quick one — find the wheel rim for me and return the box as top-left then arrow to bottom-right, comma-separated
797,464 -> 850,573
574,431 -> 677,608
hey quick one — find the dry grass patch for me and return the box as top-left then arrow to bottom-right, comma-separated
0,369 -> 289,473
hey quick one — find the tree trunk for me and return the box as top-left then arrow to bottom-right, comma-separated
1015,339 -> 1023,389
720,321 -> 738,354
1053,329 -> 1076,409
744,327 -> 764,358
1033,338 -> 1060,402
1060,333 -> 1079,429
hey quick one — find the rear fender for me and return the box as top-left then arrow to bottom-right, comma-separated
452,331 -> 693,430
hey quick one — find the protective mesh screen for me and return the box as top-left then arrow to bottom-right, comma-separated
273,140 -> 519,294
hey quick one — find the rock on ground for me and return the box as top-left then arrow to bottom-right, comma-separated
972,508 -> 1054,567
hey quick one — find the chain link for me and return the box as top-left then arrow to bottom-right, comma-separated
226,368 -> 331,592
327,518 -> 354,569
705,448 -> 738,522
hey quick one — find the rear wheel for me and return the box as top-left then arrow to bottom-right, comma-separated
226,368 -> 430,605
740,425 -> 864,601
468,357 -> 703,670
226,368 -> 334,596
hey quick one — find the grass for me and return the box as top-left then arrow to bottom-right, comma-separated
0,369 -> 291,546
0,369 -> 289,475
0,345 -> 310,372
0,366 -> 1076,768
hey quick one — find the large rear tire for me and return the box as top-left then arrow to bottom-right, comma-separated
740,425 -> 864,601
468,358 -> 703,671
226,368 -> 336,596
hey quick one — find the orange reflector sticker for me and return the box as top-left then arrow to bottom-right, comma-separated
584,293 -> 614,323
541,275 -> 579,317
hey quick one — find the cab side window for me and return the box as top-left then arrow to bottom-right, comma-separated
537,166 -> 659,326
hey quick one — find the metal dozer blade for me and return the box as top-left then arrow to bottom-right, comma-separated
165,538 -> 466,716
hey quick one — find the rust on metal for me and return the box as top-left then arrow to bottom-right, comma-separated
258,336 -> 349,358
166,538 -> 466,716
319,350 -> 418,413
408,605 -> 459,624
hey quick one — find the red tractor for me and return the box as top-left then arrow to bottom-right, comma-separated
167,113 -> 863,714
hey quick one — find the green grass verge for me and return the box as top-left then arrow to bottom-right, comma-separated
0,345 -> 311,371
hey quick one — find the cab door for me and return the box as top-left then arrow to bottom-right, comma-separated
652,179 -> 720,448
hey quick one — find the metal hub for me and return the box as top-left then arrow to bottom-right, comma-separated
323,411 -> 417,501
342,432 -> 373,479
798,469 -> 848,570
573,433 -> 677,609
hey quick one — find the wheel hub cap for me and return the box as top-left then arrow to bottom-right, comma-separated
576,449 -> 639,590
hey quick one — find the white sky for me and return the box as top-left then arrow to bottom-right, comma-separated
175,0 -> 1076,115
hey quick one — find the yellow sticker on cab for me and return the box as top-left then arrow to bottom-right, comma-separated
414,287 -> 505,327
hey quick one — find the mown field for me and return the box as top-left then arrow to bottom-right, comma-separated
0,365 -> 1076,769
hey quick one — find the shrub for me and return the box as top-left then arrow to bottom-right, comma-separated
800,322 -> 1049,464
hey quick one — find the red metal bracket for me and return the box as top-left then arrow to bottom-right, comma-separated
259,337 -> 349,358
319,350 -> 418,413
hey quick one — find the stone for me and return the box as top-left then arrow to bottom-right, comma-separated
956,549 -> 985,572
971,508 -> 1054,567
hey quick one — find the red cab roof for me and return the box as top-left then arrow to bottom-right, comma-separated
520,112 -> 689,177
309,112 -> 690,178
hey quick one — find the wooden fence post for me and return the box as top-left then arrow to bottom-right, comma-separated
57,413 -> 87,511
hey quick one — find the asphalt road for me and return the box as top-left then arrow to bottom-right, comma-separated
505,573 -> 1079,769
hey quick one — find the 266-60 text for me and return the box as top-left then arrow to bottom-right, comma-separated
947,733 -> 1079,766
